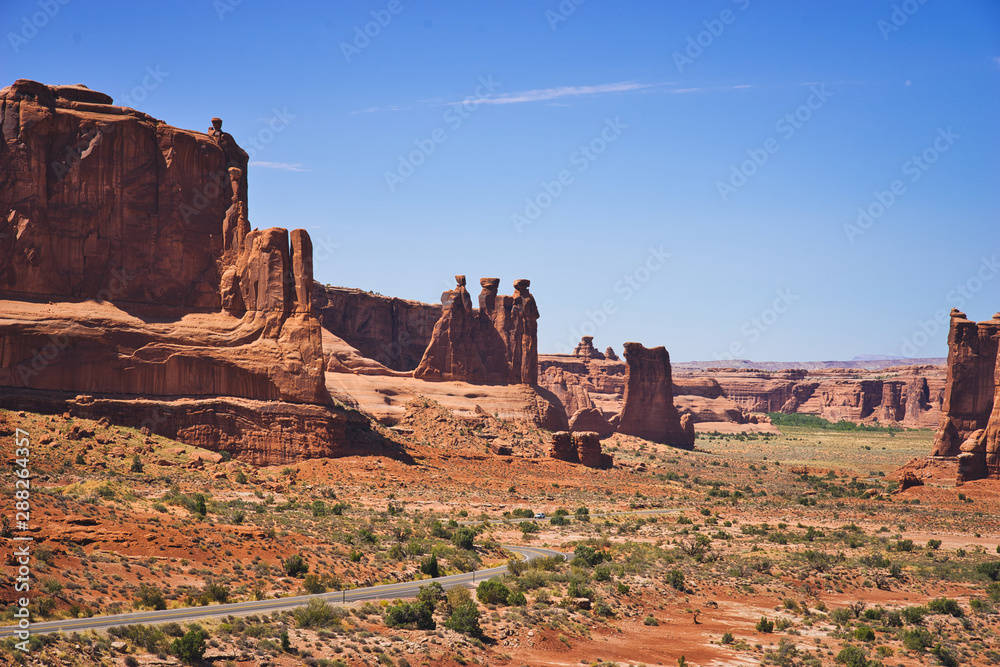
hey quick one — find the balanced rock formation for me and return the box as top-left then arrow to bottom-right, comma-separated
615,342 -> 694,449
548,430 -> 612,468
932,310 -> 1000,460
573,336 -> 605,360
0,80 -> 363,463
414,276 -> 539,386
568,406 -> 614,438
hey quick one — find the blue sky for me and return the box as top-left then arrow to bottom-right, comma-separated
3,0 -> 998,361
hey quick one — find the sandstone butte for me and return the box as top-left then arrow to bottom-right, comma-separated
928,309 -> 1000,484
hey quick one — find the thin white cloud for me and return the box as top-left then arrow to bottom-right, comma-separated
671,84 -> 753,94
351,105 -> 408,114
250,161 -> 308,172
470,81 -> 663,106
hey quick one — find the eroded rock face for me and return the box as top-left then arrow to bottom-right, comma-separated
616,342 -> 694,449
414,277 -> 539,386
312,284 -> 440,372
0,80 -> 351,462
573,336 -> 605,360
932,310 -> 1000,460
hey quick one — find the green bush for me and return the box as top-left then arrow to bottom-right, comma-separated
901,605 -> 926,625
138,584 -> 167,611
721,632 -> 734,644
451,527 -> 476,551
550,515 -> 569,526
853,625 -> 875,642
508,591 -> 527,606
417,582 -> 445,611
476,578 -> 510,605
666,569 -> 685,592
902,628 -> 932,652
294,599 -> 340,628
835,645 -> 871,667
170,629 -> 207,664
756,616 -> 774,633
384,600 -> 435,630
977,561 -> 1000,581
420,554 -> 439,578
444,600 -> 482,637
927,597 -> 963,618
573,545 -> 609,567
283,554 -> 308,577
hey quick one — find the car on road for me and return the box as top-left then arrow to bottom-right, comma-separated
534,512 -> 545,519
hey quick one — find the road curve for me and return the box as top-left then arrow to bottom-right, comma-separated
0,545 -> 567,638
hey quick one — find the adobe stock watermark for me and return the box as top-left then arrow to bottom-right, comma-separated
341,0 -> 411,63
384,75 -> 501,192
843,126 -> 958,244
672,0 -> 751,73
244,108 -> 295,162
898,255 -> 998,357
546,0 -> 587,30
11,427 -> 32,652
213,0 -> 243,21
51,66 -> 169,183
7,0 -> 70,54
877,0 -> 931,40
553,245 -> 671,353
716,84 -> 833,202
714,288 -> 800,361
511,117 -> 627,233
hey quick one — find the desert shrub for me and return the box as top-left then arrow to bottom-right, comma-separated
988,582 -> 1000,603
302,574 -> 325,595
835,645 -> 872,667
384,600 -> 435,630
927,597 -> 963,618
854,625 -> 875,641
109,624 -> 168,653
311,500 -> 327,517
447,585 -> 471,608
573,545 -> 608,567
294,599 -> 340,628
170,629 -> 206,664
283,554 -> 308,577
519,521 -> 540,535
643,616 -> 659,626
902,627 -> 932,652
508,591 -> 527,606
977,561 -> 1000,581
203,583 -> 229,603
593,565 -> 611,582
932,643 -> 960,667
756,616 -> 774,633
420,554 -> 439,577
138,584 -> 167,611
130,455 -> 143,473
444,600 -> 482,637
451,527 -> 476,551
926,539 -> 942,550
417,582 -> 445,611
721,632 -> 734,644
550,514 -> 569,526
476,578 -> 510,605
666,569 -> 685,591
901,605 -> 926,625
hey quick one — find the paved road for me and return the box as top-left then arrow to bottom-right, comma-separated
0,546 -> 566,638
459,506 -> 684,526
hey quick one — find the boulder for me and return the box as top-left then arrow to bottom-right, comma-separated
568,407 -> 614,438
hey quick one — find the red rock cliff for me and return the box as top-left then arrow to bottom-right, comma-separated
0,80 -> 360,463
932,309 -> 1000,459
